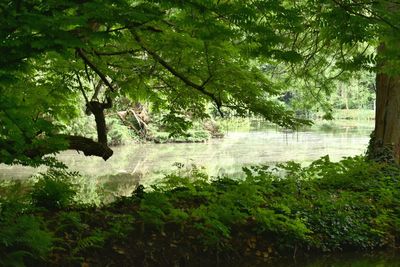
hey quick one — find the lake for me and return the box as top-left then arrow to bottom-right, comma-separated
0,120 -> 374,189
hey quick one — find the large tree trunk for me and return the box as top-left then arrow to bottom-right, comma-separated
369,45 -> 400,163
371,72 -> 400,163
369,0 -> 400,163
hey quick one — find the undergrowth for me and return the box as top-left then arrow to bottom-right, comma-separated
1,156 -> 399,266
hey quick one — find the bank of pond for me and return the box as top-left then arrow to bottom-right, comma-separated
1,156 -> 399,266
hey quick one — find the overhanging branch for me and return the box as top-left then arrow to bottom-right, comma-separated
8,135 -> 114,161
331,0 -> 400,30
91,49 -> 141,56
76,48 -> 115,92
130,30 -> 223,114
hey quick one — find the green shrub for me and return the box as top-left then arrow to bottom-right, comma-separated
134,156 -> 400,254
0,204 -> 53,266
106,117 -> 135,145
31,169 -> 77,210
263,156 -> 400,251
2,156 -> 400,265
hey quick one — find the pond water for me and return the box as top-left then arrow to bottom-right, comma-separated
0,120 -> 374,187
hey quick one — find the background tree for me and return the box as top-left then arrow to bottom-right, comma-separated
0,0 -> 309,166
295,0 -> 400,162
241,0 -> 400,162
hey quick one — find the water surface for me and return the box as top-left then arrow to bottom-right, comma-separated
0,121 -> 374,186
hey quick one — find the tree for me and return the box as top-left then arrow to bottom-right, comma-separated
6,0 -> 397,167
295,0 -> 400,162
0,0 -> 309,166
244,0 -> 400,162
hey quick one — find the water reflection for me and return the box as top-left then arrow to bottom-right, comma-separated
0,122 -> 374,187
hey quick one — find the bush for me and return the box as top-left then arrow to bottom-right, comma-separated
106,117 -> 135,146
31,169 -> 77,210
132,156 -> 400,254
0,201 -> 53,266
1,156 -> 400,266
266,156 -> 400,251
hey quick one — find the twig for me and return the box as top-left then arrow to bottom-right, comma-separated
75,72 -> 90,104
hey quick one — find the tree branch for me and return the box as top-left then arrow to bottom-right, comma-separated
91,49 -> 141,56
64,135 -> 113,160
1,135 -> 114,161
131,30 -> 223,114
75,73 -> 90,104
76,48 -> 115,92
331,0 -> 400,30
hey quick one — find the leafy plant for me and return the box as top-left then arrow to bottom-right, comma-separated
0,206 -> 53,266
2,156 -> 400,265
31,169 -> 77,210
72,229 -> 107,256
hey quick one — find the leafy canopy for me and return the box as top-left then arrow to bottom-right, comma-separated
3,0 -> 400,165
0,0 -> 310,165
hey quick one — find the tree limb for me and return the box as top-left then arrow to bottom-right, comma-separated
76,48 -> 115,92
75,73 -> 90,104
91,49 -> 141,56
64,135 -> 113,160
1,135 -> 114,161
131,30 -> 223,114
331,0 -> 400,30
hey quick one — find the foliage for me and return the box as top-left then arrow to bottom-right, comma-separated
138,156 -> 400,254
151,129 -> 211,143
106,117 -> 136,146
30,168 -> 103,208
122,156 -> 400,255
0,199 -> 53,266
287,71 -> 376,117
1,156 -> 400,265
0,215 -> 53,267
276,156 -> 400,251
31,169 -> 78,210
0,0 -> 317,166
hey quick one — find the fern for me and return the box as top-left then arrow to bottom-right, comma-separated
72,229 -> 106,255
31,169 -> 77,210
0,213 -> 53,266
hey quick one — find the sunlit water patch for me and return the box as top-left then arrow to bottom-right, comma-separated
0,123 -> 373,188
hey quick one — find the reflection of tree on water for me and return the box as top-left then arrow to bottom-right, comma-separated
0,125 -> 373,195
97,160 -> 145,202
97,172 -> 142,202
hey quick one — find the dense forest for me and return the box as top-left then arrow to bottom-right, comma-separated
1,0 -> 400,266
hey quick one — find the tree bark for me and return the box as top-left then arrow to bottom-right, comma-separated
89,101 -> 108,145
371,73 -> 400,163
369,44 -> 400,163
25,135 -> 113,160
86,97 -> 112,145
65,135 -> 113,160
